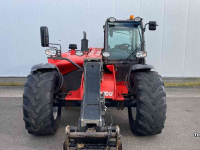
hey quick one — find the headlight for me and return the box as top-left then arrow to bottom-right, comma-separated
45,49 -> 57,56
76,50 -> 83,56
102,52 -> 111,58
109,17 -> 116,22
136,51 -> 147,58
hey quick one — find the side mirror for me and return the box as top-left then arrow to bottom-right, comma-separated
149,21 -> 157,31
40,26 -> 49,47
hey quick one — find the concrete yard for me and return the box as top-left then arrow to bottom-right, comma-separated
0,86 -> 200,150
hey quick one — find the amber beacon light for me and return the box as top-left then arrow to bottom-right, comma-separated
129,15 -> 134,20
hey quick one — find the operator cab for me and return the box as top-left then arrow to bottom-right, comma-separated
103,16 -> 157,65
103,16 -> 157,81
108,20 -> 142,61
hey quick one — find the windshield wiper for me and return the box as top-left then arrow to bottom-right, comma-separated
125,41 -> 145,61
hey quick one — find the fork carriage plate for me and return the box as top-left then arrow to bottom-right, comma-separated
63,125 -> 122,150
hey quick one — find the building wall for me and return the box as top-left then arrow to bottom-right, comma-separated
1,0 -> 200,77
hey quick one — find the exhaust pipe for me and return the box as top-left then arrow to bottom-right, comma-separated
81,31 -> 88,52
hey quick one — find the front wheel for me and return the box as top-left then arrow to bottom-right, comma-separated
23,70 -> 62,135
128,71 -> 167,136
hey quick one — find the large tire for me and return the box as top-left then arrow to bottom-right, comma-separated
23,70 -> 62,135
128,71 -> 166,136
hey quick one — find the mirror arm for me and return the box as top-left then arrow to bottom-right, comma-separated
49,43 -> 62,57
144,23 -> 149,32
48,46 -> 58,50
49,43 -> 61,51
47,43 -> 62,57
144,23 -> 158,32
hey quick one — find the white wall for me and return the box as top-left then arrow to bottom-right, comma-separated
1,0 -> 200,77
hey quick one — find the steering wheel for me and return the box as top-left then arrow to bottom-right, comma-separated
118,43 -> 131,52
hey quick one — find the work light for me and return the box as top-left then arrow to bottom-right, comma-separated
136,51 -> 147,58
109,17 -> 116,22
134,17 -> 142,22
102,52 -> 111,57
76,50 -> 84,56
45,49 -> 57,56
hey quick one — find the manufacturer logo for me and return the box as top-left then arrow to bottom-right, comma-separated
100,91 -> 113,97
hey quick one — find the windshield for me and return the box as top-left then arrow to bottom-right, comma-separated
107,22 -> 142,60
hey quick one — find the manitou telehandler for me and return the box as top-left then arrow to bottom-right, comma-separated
23,15 -> 167,150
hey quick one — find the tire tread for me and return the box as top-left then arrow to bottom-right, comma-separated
128,71 -> 167,136
23,70 -> 60,135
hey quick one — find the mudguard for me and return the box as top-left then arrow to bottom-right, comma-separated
130,64 -> 154,71
31,63 -> 63,91
126,64 -> 155,95
31,63 -> 58,71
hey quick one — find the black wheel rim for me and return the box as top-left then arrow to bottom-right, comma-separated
131,107 -> 137,120
53,106 -> 58,120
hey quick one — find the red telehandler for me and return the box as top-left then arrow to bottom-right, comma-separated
23,16 -> 167,150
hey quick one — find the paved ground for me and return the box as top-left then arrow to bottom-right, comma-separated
0,86 -> 200,150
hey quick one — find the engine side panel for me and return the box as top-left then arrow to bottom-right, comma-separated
48,48 -> 128,101
63,69 -> 82,93
64,64 -> 128,101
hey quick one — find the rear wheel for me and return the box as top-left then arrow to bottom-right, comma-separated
128,71 -> 166,136
23,70 -> 62,135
